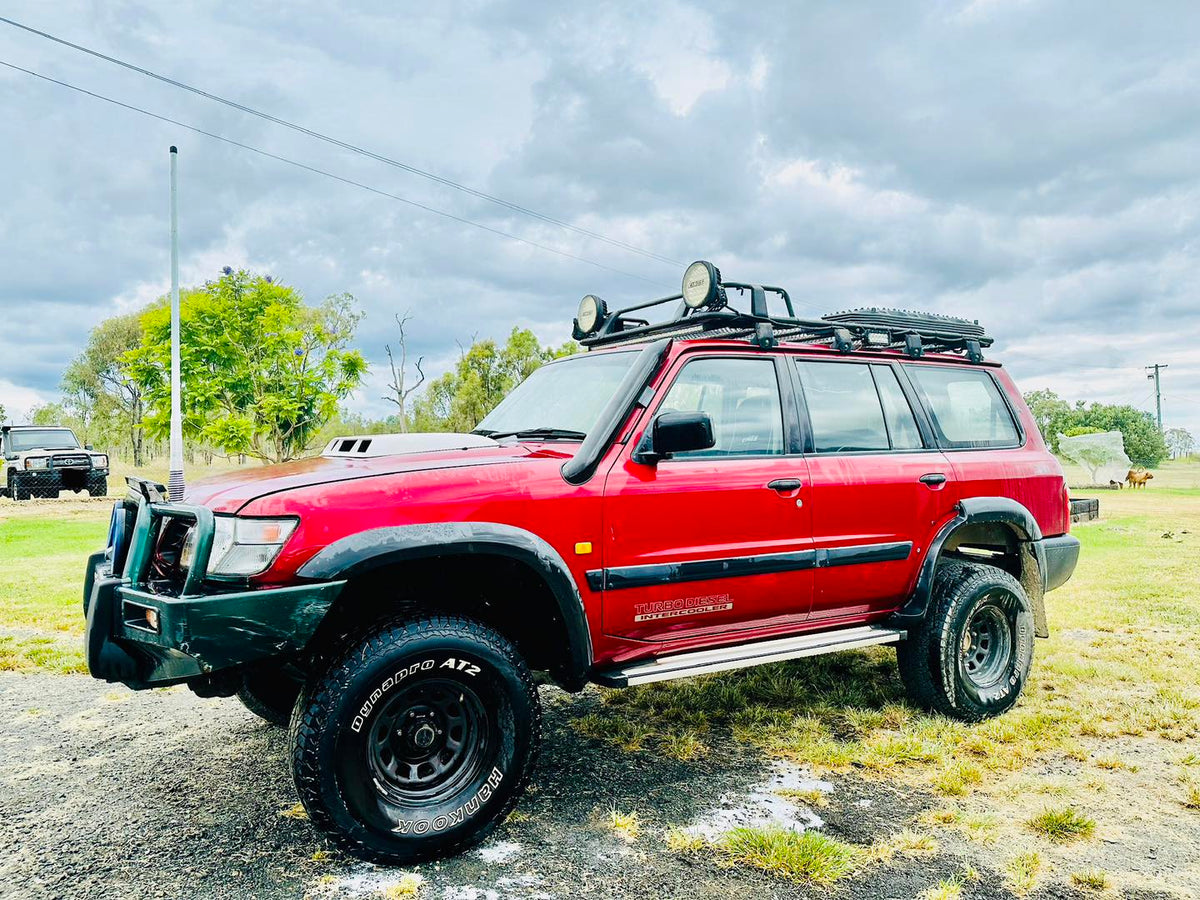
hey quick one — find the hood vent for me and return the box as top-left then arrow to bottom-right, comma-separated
321,433 -> 498,458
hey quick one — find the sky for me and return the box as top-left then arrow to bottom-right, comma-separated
1,0 -> 1198,438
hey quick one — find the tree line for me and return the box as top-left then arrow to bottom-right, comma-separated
14,267 -> 1191,469
27,269 -> 574,464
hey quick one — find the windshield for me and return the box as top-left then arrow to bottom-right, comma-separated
475,351 -> 638,439
7,428 -> 81,452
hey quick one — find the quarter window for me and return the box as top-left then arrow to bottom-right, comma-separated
656,357 -> 784,457
795,361 -> 889,452
906,366 -> 1019,448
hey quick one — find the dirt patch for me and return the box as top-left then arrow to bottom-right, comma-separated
0,673 -> 1106,900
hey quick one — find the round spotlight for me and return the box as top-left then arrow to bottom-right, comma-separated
681,260 -> 723,309
575,294 -> 607,336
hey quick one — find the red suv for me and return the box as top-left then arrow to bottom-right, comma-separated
83,261 -> 1079,864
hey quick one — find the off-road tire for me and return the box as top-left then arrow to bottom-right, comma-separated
897,561 -> 1034,722
87,475 -> 108,497
10,476 -> 32,502
237,669 -> 303,726
290,615 -> 541,864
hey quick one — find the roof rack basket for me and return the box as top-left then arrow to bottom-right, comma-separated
575,269 -> 992,361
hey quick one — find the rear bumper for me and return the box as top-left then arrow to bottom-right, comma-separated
1042,534 -> 1081,592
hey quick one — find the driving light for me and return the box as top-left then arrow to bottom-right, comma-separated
207,516 -> 298,577
24,457 -> 49,470
681,260 -> 725,310
575,294 -> 608,336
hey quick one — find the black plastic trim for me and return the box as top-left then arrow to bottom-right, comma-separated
1043,534 -> 1081,592
894,497 -> 1047,626
589,540 -> 911,591
297,522 -> 593,689
562,339 -> 670,485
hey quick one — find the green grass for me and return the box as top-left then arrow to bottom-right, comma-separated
1005,851 -> 1043,895
717,826 -> 862,885
0,513 -> 108,672
1026,806 -> 1097,843
1070,869 -> 1111,891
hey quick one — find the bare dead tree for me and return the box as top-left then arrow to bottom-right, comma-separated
383,312 -> 425,432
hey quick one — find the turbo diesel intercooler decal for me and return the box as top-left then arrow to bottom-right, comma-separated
633,593 -> 732,622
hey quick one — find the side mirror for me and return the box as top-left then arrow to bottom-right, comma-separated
636,411 -> 715,463
85,444 -> 93,450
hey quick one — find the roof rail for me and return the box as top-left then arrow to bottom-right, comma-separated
574,262 -> 992,361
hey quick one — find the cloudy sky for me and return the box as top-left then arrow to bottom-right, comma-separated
2,0 -> 1198,436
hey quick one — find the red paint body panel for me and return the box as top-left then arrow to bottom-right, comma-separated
181,339 -> 1070,674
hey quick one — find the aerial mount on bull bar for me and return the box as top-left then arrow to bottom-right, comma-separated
573,260 -> 993,361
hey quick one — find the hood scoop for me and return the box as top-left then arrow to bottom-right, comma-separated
322,432 -> 497,458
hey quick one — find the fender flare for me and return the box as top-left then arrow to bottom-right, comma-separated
894,497 -> 1049,637
297,522 -> 593,689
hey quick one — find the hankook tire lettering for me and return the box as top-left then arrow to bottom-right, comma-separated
351,657 -> 474,733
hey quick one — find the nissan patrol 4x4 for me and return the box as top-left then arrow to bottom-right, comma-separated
82,261 -> 1079,863
2,425 -> 109,500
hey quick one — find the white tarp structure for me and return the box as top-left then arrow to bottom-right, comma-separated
1057,430 -> 1131,486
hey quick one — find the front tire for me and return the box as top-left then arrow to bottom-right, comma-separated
897,561 -> 1034,722
290,615 -> 540,864
87,475 -> 108,497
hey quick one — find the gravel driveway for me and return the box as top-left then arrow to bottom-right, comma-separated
0,673 -> 1066,900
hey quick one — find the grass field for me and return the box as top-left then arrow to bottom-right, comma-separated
2,459 -> 1198,894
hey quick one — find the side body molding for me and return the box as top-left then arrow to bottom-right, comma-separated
894,497 -> 1050,638
297,523 -> 594,688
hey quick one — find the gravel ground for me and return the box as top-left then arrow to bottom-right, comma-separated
0,674 -> 1095,900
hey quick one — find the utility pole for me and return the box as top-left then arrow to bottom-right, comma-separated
1146,363 -> 1168,432
168,146 -> 185,501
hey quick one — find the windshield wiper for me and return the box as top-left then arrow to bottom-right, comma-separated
481,427 -> 587,441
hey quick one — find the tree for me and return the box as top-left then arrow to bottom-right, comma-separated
1165,427 -> 1196,459
1023,389 -> 1073,452
123,270 -> 368,463
62,311 -> 147,462
411,328 -> 577,432
382,312 -> 425,431
1023,389 -> 1169,467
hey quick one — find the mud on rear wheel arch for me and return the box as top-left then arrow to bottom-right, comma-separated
894,497 -> 1050,638
296,523 -> 594,690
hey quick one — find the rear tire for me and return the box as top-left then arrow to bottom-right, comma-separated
290,615 -> 540,864
897,561 -> 1034,722
238,669 -> 303,726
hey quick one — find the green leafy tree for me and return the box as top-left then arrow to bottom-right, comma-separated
62,311 -> 147,462
411,328 -> 577,432
123,270 -> 367,463
1025,389 -> 1169,467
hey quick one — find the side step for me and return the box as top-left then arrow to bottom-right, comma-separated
592,625 -> 906,687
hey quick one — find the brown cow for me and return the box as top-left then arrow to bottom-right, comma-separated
1126,469 -> 1154,489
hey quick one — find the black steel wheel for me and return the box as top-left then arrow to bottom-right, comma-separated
897,561 -> 1034,721
290,615 -> 540,864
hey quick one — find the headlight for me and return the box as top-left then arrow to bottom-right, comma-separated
207,516 -> 298,577
24,457 -> 49,470
92,454 -> 109,468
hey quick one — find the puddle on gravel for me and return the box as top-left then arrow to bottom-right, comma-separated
476,840 -> 522,864
678,761 -> 832,841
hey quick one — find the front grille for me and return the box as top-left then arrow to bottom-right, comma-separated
53,454 -> 90,468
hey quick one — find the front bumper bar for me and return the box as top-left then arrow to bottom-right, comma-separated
83,486 -> 343,688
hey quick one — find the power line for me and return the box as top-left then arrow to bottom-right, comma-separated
0,58 -> 672,289
0,14 -> 684,269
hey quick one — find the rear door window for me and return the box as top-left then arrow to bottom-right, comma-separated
872,365 -> 924,450
906,366 -> 1020,448
794,361 -> 890,452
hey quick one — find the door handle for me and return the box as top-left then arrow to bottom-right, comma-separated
919,473 -> 947,486
767,478 -> 803,492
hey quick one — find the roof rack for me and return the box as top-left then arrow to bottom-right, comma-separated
574,263 -> 993,362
